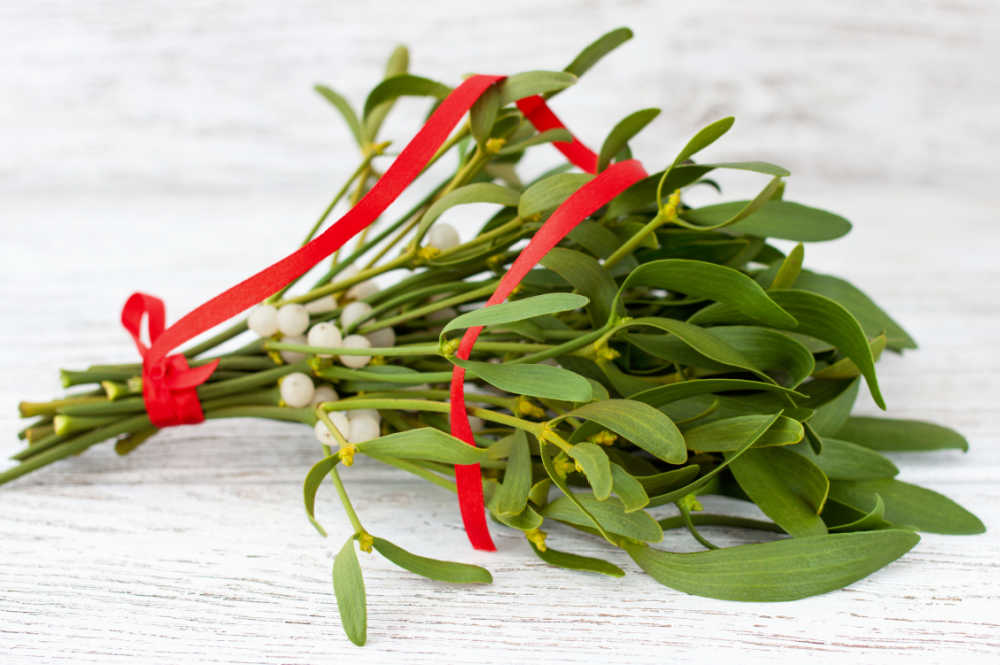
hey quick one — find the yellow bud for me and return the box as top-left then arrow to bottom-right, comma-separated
484,137 -> 507,154
369,355 -> 386,366
339,443 -> 358,467
357,531 -> 374,553
592,342 -> 620,362
516,396 -> 546,419
417,245 -> 442,262
525,528 -> 548,552
441,337 -> 462,358
587,430 -> 617,446
267,350 -> 285,365
553,453 -> 576,478
680,493 -> 704,512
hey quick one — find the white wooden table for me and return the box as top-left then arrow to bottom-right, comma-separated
2,2 -> 998,662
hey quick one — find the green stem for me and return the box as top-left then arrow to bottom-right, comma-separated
357,282 -> 497,334
604,208 -> 668,269
657,513 -> 783,533
0,414 -> 152,486
320,397 -> 543,435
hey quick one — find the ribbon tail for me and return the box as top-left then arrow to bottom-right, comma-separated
449,160 -> 647,550
165,359 -> 219,390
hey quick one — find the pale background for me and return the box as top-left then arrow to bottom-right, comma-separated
2,1 -> 999,663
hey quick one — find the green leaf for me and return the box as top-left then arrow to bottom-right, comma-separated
624,529 -> 920,601
597,108 -> 660,172
362,74 -> 451,120
333,537 -> 366,646
780,270 -> 917,350
371,537 -> 492,584
453,358 -> 592,402
498,71 -> 577,106
384,44 -> 409,78
568,220 -> 627,260
808,378 -> 861,435
491,501 -> 545,531
825,495 -> 892,532
790,438 -> 899,480
683,200 -> 852,242
621,259 -> 797,328
357,428 -> 487,464
813,334 -> 887,379
415,183 -> 520,245
567,442 -> 613,500
620,318 -> 774,384
538,438 -> 612,541
540,248 -> 621,326
519,173 -> 594,218
684,415 -> 804,452
611,462 -> 649,512
770,242 -> 804,289
675,176 -> 785,231
441,293 -> 588,337
697,161 -> 790,176
303,454 -> 340,535
313,85 -> 363,146
835,416 -> 969,452
729,446 -> 829,537
543,494 -> 662,542
560,399 -> 687,464
470,82 -> 501,149
671,117 -> 735,167
693,290 -> 885,409
563,27 -> 634,79
636,465 -> 701,495
707,326 -> 816,388
530,541 -> 625,577
629,378 -> 806,407
660,394 -> 719,424
647,411 -> 783,507
829,479 -> 984,534
492,431 -> 532,516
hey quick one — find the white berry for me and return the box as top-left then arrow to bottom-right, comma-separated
314,412 -> 350,446
340,301 -> 373,330
305,295 -> 338,314
248,304 -> 279,337
311,384 -> 339,407
468,416 -> 485,433
351,408 -> 381,424
277,303 -> 310,336
280,372 -> 315,408
427,223 -> 460,251
348,415 -> 381,444
346,280 -> 379,301
365,326 -> 395,349
307,322 -> 343,357
279,335 -> 308,363
339,335 -> 372,369
427,306 -> 457,322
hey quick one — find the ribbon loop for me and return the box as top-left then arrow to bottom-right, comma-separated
121,292 -> 218,428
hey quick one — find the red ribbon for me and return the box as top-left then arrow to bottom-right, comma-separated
449,94 -> 648,550
516,96 -> 598,173
121,74 -> 505,429
121,293 -> 220,427
116,75 -> 646,552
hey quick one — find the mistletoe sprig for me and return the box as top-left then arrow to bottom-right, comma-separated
8,28 -> 982,647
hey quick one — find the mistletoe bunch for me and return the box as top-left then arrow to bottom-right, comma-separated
8,28 -> 982,646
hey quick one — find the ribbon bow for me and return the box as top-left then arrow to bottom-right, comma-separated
121,292 -> 219,428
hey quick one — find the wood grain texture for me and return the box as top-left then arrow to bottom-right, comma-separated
2,1 -> 999,663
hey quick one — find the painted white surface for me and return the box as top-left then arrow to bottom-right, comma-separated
1,1 -> 999,662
